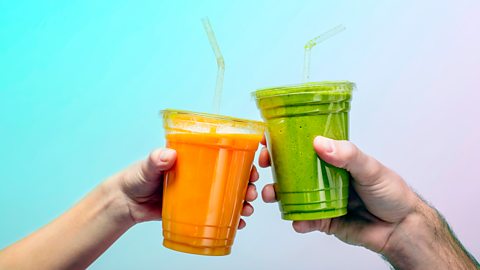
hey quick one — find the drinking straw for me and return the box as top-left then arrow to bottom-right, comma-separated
303,25 -> 346,82
202,17 -> 225,114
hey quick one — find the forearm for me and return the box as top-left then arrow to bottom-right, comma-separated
382,198 -> 479,270
0,179 -> 134,270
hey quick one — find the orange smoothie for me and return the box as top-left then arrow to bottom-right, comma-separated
161,110 -> 264,256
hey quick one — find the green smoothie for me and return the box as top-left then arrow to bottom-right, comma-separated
253,81 -> 354,220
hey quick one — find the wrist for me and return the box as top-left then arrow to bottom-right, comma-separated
382,198 -> 478,270
381,199 -> 439,269
98,178 -> 137,229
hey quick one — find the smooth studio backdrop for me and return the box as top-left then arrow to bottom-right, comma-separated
1,1 -> 479,269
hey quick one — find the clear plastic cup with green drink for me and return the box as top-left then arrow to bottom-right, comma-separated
253,81 -> 354,220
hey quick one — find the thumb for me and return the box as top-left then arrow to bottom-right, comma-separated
313,136 -> 385,186
139,148 -> 177,183
313,136 -> 417,222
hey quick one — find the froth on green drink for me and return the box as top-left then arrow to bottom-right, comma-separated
253,81 -> 354,220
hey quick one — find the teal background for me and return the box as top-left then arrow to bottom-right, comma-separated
1,1 -> 479,269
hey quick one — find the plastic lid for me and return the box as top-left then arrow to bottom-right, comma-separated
161,109 -> 264,125
161,109 -> 265,134
252,81 -> 355,100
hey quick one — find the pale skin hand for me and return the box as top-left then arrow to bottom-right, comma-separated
0,148 -> 259,270
260,136 -> 479,270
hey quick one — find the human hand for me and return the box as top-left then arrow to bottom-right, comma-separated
109,148 -> 258,228
260,135 -> 419,253
260,136 -> 480,269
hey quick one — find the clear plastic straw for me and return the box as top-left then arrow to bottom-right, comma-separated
202,17 -> 225,114
303,24 -> 346,82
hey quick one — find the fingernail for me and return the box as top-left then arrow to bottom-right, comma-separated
159,149 -> 171,162
315,136 -> 334,154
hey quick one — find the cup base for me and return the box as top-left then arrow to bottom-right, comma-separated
282,207 -> 347,221
163,239 -> 231,256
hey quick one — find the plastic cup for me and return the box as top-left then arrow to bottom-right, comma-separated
252,81 -> 354,221
161,109 -> 264,256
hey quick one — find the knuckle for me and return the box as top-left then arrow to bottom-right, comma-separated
342,141 -> 358,159
337,141 -> 359,167
148,149 -> 161,166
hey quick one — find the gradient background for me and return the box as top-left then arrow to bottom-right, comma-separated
1,1 -> 479,269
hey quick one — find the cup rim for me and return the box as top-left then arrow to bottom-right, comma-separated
252,81 -> 355,100
160,109 -> 266,126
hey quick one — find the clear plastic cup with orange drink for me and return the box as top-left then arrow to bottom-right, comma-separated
161,109 -> 264,256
